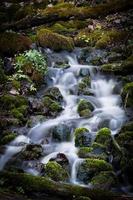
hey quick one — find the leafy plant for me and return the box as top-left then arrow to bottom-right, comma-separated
15,49 -> 47,75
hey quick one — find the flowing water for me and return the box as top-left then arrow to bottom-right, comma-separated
0,49 -> 126,186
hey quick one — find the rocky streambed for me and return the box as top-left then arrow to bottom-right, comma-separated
0,1 -> 133,200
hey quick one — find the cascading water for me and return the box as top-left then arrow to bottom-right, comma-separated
0,49 -> 126,186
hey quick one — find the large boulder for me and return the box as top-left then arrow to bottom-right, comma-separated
0,32 -> 32,56
44,161 -> 69,182
74,127 -> 92,147
77,99 -> 94,117
52,123 -> 71,142
37,29 -> 74,51
95,128 -> 112,150
77,158 -> 112,183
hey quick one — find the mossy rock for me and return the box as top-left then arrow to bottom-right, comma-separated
50,20 -> 88,35
101,61 -> 133,75
11,105 -> 28,121
0,117 -> 19,129
78,143 -> 108,160
0,32 -> 32,56
77,158 -> 113,183
44,87 -> 63,102
90,171 -> 117,190
43,96 -> 62,116
37,28 -> 74,51
95,128 -> 112,149
78,77 -> 91,96
52,123 -> 71,142
115,131 -> 133,157
21,144 -> 43,160
0,171 -> 115,200
0,133 -> 17,145
121,82 -> 133,108
74,127 -> 92,147
0,94 -> 28,111
13,5 -> 35,21
77,99 -> 94,117
75,29 -> 127,49
44,161 -> 69,182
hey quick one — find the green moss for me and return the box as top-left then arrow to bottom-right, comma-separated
0,94 -> 28,111
43,96 -> 62,115
77,99 -> 93,117
77,158 -> 113,183
44,161 -> 69,182
74,128 -> 89,138
0,32 -> 32,56
0,133 -> 17,145
95,29 -> 126,49
14,5 -> 35,21
21,144 -> 43,160
0,171 -> 114,200
90,171 -> 116,189
122,82 -> 133,108
101,57 -> 133,75
37,28 -> 74,51
12,80 -> 21,90
50,20 -> 88,35
95,128 -> 112,146
78,147 -> 92,158
78,143 -> 107,160
75,29 -> 127,49
74,127 -> 92,147
11,105 -> 28,120
11,108 -> 24,120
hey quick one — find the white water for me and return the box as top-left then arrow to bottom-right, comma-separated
0,50 -> 126,185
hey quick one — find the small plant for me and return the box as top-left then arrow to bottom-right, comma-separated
15,49 -> 47,75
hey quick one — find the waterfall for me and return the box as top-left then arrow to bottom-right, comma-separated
0,50 -> 126,186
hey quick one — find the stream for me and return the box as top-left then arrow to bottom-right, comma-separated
0,48 -> 126,186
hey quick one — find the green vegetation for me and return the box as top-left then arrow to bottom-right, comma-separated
0,32 -> 32,56
77,99 -> 93,117
44,161 -> 69,182
37,28 -> 74,51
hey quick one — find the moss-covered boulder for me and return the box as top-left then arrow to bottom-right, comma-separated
74,127 -> 92,147
78,77 -> 91,95
121,82 -> 133,109
78,143 -> 108,160
44,161 -> 69,182
52,123 -> 71,142
101,61 -> 133,75
44,87 -> 63,102
37,29 -> 74,51
95,128 -> 112,150
0,171 -> 115,200
115,131 -> 133,157
75,29 -> 126,49
0,94 -> 28,111
21,144 -> 43,160
77,158 -> 112,183
77,99 -> 94,117
0,132 -> 17,145
43,96 -> 62,117
90,171 -> 117,190
0,32 -> 32,56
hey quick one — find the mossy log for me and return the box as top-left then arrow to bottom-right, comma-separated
0,171 -> 117,200
1,0 -> 133,31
